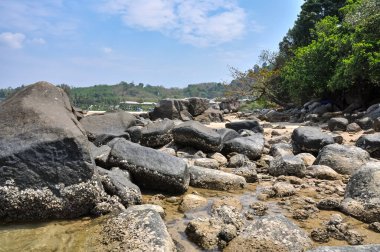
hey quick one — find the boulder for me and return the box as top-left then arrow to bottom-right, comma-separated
222,134 -> 265,160
228,154 -> 250,168
108,138 -> 189,194
179,194 -> 208,212
172,121 -> 222,152
264,110 -> 291,122
268,155 -> 306,178
81,111 -> 136,145
189,166 -> 246,191
291,127 -> 335,154
207,152 -> 228,166
216,128 -> 240,143
328,117 -> 348,131
225,215 -> 312,252
149,99 -> 190,121
346,122 -> 361,132
356,117 -> 373,130
341,162 -> 380,223
140,119 -> 174,148
366,103 -> 380,119
185,218 -> 223,250
100,207 -> 176,251
314,144 -> 371,175
306,165 -> 340,180
225,120 -> 263,133
296,153 -> 316,166
194,108 -> 224,123
0,82 -> 104,221
219,98 -> 240,112
307,245 -> 380,252
356,133 -> 380,159
187,97 -> 209,116
270,143 -> 294,157
125,125 -> 143,143
194,158 -> 219,169
231,163 -> 258,183
91,144 -> 111,167
374,117 -> 380,132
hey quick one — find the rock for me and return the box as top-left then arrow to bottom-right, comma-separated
356,133 -> 380,159
194,108 -> 223,123
366,103 -> 380,119
314,144 -> 370,175
130,204 -> 166,218
228,154 -> 250,168
194,158 -> 219,169
222,134 -> 264,160
211,205 -> 244,230
346,122 -> 361,133
296,153 -> 316,166
100,207 -> 176,251
185,218 -> 223,250
91,144 -> 111,167
308,245 -> 380,252
368,222 -> 380,233
270,143 -> 294,157
328,117 -> 349,131
108,138 -> 189,194
306,165 -> 340,180
225,215 -> 312,252
179,194 -> 208,212
232,164 -> 258,183
268,135 -> 290,145
330,132 -> 344,144
211,197 -> 243,212
96,167 -> 142,208
149,99 -> 190,120
187,97 -> 209,116
172,121 -> 222,152
189,166 -> 246,191
264,110 -> 291,122
0,82 -> 104,221
216,128 -> 241,143
140,119 -> 174,148
374,117 -> 380,132
356,117 -> 374,130
125,125 -> 143,143
272,182 -> 296,197
311,228 -> 330,243
249,202 -> 268,216
207,152 -> 228,166
219,98 -> 240,112
317,198 -> 341,210
269,155 -> 306,178
81,111 -> 136,145
226,120 -> 263,133
341,162 -> 380,223
291,127 -> 335,155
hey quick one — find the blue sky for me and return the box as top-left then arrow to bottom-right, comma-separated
0,0 -> 303,88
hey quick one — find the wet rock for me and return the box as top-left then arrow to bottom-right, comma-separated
314,144 -> 370,175
101,207 -> 176,251
249,202 -> 268,216
317,198 -> 341,210
270,143 -> 294,157
268,135 -> 290,145
341,162 -> 380,223
330,132 -> 344,144
356,117 -> 373,130
185,218 -> 222,250
346,122 -> 361,133
268,155 -> 306,178
108,138 -> 189,194
179,194 -> 208,212
292,127 -> 334,155
189,166 -> 246,191
216,128 -> 240,143
194,158 -> 219,169
125,125 -> 143,143
207,152 -> 228,166
308,245 -> 380,252
292,209 -> 310,220
172,121 -> 222,152
272,182 -> 296,197
374,117 -> 380,132
96,167 -> 142,208
226,120 -> 263,133
306,165 -> 341,180
231,163 -> 258,183
328,117 -> 348,131
131,204 -> 165,218
222,134 -> 265,160
211,197 -> 243,212
228,154 -> 250,167
366,104 -> 380,120
0,82 -> 104,221
356,133 -> 380,159
140,119 -> 174,148
311,228 -> 330,243
81,111 -> 136,145
368,222 -> 380,233
225,215 -> 312,252
296,153 -> 316,166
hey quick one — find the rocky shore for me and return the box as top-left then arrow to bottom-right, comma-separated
1,82 -> 380,251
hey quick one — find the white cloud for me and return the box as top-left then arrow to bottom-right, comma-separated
100,0 -> 247,47
29,37 -> 46,45
103,47 -> 113,53
0,32 -> 26,49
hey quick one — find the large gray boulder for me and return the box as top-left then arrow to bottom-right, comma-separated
108,138 -> 189,194
172,121 -> 222,152
225,120 -> 263,133
356,133 -> 380,159
314,144 -> 371,175
292,127 -> 335,154
80,111 -> 136,146
268,155 -> 306,178
187,97 -> 209,116
341,162 -> 380,223
100,206 -> 176,251
194,108 -> 224,124
216,128 -> 240,143
328,117 -> 348,131
140,119 -> 174,148
189,166 -> 246,191
0,82 -> 104,221
366,103 -> 380,119
149,99 -> 191,121
222,134 -> 264,160
225,215 -> 312,252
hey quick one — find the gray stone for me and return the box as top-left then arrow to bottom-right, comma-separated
307,245 -> 380,252
341,162 -> 380,223
172,121 -> 222,152
356,117 -> 373,130
189,166 -> 246,191
100,207 -> 176,251
216,128 -> 240,143
356,133 -> 380,159
269,155 -> 306,178
306,165 -> 340,180
296,153 -> 316,166
179,194 -> 208,212
91,144 -> 111,167
140,119 -> 174,148
272,182 -> 296,197
366,103 -> 380,119
194,108 -> 224,123
207,152 -> 228,166
194,158 -> 219,169
328,117 -> 348,131
270,143 -> 294,157
149,99 -> 190,121
223,134 -> 264,160
225,120 -> 263,133
108,138 -> 189,194
187,97 -> 209,116
292,127 -> 335,154
231,163 -> 258,183
374,117 -> 380,132
314,144 -> 370,175
125,125 -> 143,143
228,154 -> 250,168
346,122 -> 361,133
